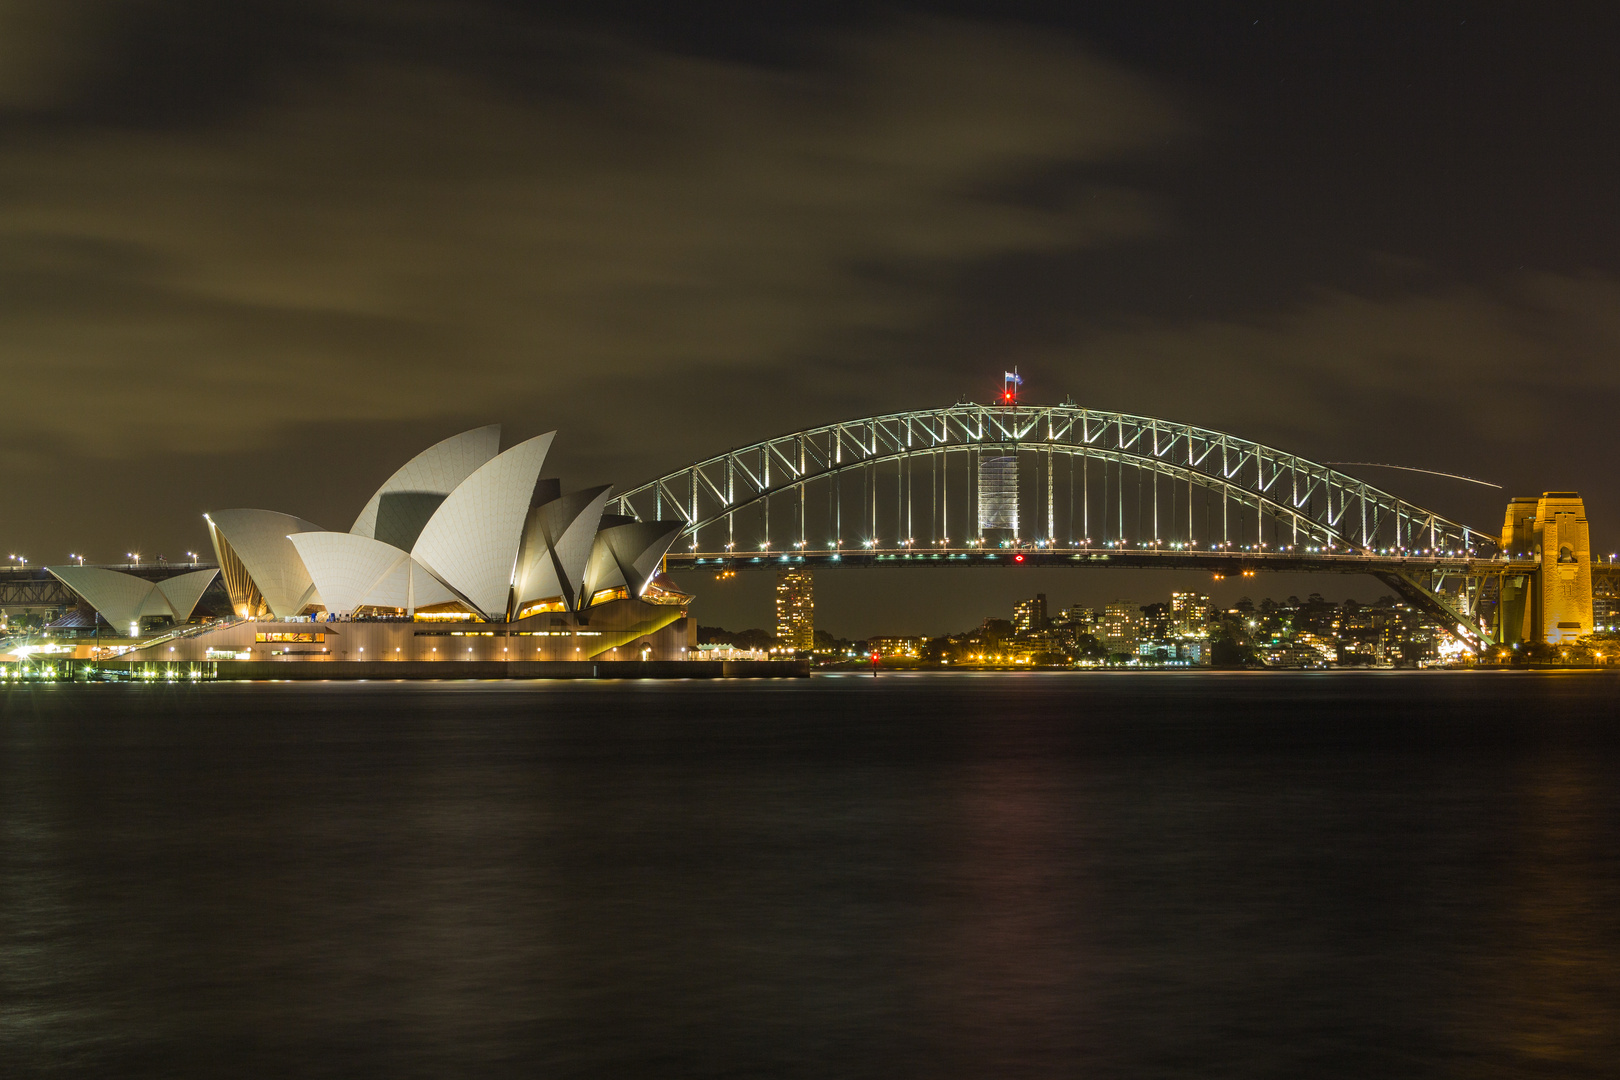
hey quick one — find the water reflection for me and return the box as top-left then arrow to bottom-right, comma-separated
1,675 -> 1618,1077
1459,746 -> 1620,1073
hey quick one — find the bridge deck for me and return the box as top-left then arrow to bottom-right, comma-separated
669,548 -> 1544,576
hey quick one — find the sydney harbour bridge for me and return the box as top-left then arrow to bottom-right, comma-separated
608,394 -> 1604,653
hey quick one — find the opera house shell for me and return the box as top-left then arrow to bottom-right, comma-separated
43,565 -> 219,638
73,425 -> 693,665
199,425 -> 685,622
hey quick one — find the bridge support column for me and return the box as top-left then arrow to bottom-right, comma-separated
1499,492 -> 1594,645
1373,569 -> 1494,654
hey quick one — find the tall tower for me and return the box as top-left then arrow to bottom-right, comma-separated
1013,593 -> 1047,634
1172,591 -> 1213,635
775,568 -> 814,653
1535,492 -> 1593,644
1500,496 -> 1540,557
1496,492 -> 1593,645
1101,600 -> 1140,652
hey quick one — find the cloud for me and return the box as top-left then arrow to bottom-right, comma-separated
1027,273 -> 1620,461
0,14 -> 1180,457
0,1 -> 106,110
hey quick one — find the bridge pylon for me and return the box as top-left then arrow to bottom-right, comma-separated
1494,492 -> 1594,646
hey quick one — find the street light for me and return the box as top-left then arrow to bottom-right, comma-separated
69,553 -> 85,565
128,553 -> 140,566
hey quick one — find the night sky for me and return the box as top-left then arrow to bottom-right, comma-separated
4,3 -> 1617,635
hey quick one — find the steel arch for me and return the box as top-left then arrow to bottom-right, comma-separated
611,404 -> 1494,556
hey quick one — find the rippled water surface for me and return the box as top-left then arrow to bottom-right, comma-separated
3,672 -> 1619,1078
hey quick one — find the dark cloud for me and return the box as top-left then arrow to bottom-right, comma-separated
0,13 -> 1177,464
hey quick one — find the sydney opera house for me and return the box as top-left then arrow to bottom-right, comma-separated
46,426 -> 698,669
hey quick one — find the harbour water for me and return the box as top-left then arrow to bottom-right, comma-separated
3,673 -> 1618,1077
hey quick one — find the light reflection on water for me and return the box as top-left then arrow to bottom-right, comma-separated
2,673 -> 1618,1078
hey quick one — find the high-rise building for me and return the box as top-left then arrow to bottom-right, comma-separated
1594,593 -> 1620,633
1056,605 -> 1098,634
1101,600 -> 1140,651
775,568 -> 814,652
1013,593 -> 1047,634
1171,591 -> 1212,635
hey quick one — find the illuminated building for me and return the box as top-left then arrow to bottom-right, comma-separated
98,426 -> 695,663
695,642 -> 770,661
775,567 -> 814,652
1135,638 -> 1207,666
1101,600 -> 1140,652
1171,591 -> 1212,635
867,636 -> 923,658
1013,593 -> 1047,634
1056,605 -> 1098,634
1594,593 -> 1620,633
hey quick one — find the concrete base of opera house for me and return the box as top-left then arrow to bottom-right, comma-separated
31,658 -> 810,680
112,597 -> 701,664
80,598 -> 815,677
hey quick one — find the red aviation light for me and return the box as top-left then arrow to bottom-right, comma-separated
1001,367 -> 1022,404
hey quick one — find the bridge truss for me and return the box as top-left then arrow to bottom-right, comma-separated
612,403 -> 1507,649
614,404 -> 1491,558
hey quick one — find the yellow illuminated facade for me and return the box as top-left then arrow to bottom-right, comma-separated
1498,492 -> 1593,645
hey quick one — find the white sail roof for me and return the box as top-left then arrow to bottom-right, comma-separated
410,432 -> 556,620
581,520 -> 685,602
358,556 -> 461,612
47,566 -> 219,633
154,569 -> 221,623
47,566 -> 163,634
514,485 -> 613,611
350,425 -> 501,550
206,509 -> 325,618
287,532 -> 410,616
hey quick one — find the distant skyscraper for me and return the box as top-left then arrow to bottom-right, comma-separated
1171,591 -> 1212,635
775,568 -> 814,652
1013,593 -> 1047,634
